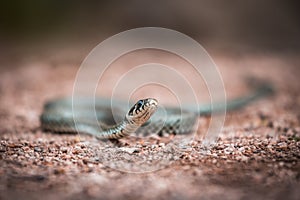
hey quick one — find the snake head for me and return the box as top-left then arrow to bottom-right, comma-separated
126,98 -> 158,125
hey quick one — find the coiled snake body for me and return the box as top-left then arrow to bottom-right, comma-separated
40,81 -> 273,139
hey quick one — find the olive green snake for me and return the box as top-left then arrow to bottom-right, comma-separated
40,80 -> 274,139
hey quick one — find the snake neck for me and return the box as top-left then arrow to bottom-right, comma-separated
95,118 -> 140,140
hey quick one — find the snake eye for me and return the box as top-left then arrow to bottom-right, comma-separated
128,100 -> 144,116
137,100 -> 143,108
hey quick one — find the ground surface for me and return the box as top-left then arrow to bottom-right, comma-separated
0,49 -> 299,200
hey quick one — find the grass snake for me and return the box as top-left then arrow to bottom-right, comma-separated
40,80 -> 274,139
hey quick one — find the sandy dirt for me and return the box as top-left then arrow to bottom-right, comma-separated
0,50 -> 299,200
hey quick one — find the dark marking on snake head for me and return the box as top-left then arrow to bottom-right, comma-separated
128,106 -> 136,116
128,100 -> 145,116
137,100 -> 144,108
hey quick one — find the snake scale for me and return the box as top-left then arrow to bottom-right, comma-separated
40,80 -> 274,139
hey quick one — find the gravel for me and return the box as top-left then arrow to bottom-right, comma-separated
0,53 -> 299,200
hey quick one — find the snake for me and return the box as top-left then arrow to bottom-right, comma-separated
40,80 -> 274,140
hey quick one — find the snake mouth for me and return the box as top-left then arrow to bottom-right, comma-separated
146,98 -> 158,115
147,98 -> 158,107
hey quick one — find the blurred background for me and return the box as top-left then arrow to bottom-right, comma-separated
1,2 -> 300,200
0,0 -> 299,66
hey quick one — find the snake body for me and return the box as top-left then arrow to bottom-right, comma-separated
40,81 -> 274,139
